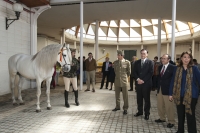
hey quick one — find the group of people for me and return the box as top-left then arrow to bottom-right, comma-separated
59,47 -> 199,133
110,49 -> 200,133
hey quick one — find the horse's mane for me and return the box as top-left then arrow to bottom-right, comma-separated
32,44 -> 62,70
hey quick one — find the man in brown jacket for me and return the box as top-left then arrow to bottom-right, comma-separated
84,52 -> 97,92
112,50 -> 131,115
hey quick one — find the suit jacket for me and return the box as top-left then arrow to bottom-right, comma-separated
157,64 -> 175,95
130,61 -> 135,78
102,61 -> 112,73
133,59 -> 154,88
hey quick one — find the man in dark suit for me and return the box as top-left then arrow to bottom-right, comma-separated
129,56 -> 136,91
133,49 -> 154,120
155,54 -> 175,128
100,57 -> 112,89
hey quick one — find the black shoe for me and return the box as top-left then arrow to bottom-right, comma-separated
128,89 -> 133,91
83,82 -> 86,84
167,123 -> 174,128
112,108 -> 120,111
155,119 -> 166,123
85,89 -> 90,92
106,87 -> 108,89
175,131 -> 181,133
123,110 -> 127,115
144,115 -> 149,120
109,88 -> 112,90
100,87 -> 102,89
134,112 -> 143,117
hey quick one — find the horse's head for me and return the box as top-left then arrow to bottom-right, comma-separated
57,43 -> 72,72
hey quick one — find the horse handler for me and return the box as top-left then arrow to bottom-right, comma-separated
63,48 -> 80,108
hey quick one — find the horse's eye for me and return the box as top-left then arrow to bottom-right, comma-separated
63,54 -> 66,57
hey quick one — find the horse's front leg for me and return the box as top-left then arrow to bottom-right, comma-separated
36,79 -> 42,112
46,77 -> 52,110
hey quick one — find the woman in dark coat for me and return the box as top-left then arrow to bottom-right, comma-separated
108,63 -> 115,90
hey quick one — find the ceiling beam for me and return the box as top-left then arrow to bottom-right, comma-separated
188,22 -> 194,36
75,26 -> 80,38
175,21 -> 179,32
117,20 -> 120,42
162,20 -> 169,40
107,21 -> 111,38
139,19 -> 143,42
86,24 -> 90,34
150,19 -> 154,36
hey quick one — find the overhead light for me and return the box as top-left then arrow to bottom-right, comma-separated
6,2 -> 23,30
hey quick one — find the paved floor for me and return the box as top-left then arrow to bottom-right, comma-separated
0,83 -> 200,133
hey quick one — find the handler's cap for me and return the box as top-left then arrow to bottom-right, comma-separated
70,48 -> 76,52
117,50 -> 124,56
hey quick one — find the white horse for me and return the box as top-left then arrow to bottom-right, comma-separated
8,43 -> 72,112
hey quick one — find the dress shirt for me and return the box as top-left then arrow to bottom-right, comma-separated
160,63 -> 169,74
105,61 -> 109,71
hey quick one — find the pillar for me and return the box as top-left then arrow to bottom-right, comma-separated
62,29 -> 65,44
74,41 -> 76,48
95,20 -> 99,60
30,5 -> 51,89
79,1 -> 83,90
141,44 -> 143,50
171,0 -> 177,61
167,43 -> 169,54
157,18 -> 161,61
192,39 -> 195,57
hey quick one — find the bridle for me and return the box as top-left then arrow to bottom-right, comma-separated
58,46 -> 71,66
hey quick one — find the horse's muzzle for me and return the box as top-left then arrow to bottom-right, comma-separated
62,65 -> 71,72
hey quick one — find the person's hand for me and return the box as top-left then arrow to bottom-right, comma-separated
137,79 -> 144,84
169,96 -> 173,102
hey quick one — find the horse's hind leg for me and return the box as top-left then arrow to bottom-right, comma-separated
10,75 -> 17,105
36,79 -> 42,112
18,77 -> 25,105
46,77 -> 52,110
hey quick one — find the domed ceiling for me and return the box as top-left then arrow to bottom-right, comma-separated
66,19 -> 200,42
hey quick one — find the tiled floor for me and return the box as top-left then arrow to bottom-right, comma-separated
0,83 -> 200,133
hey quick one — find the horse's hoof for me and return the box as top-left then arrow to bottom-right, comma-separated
13,103 -> 18,106
19,102 -> 25,105
36,109 -> 41,113
47,107 -> 52,110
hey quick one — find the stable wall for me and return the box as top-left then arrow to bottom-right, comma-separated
0,1 -> 31,95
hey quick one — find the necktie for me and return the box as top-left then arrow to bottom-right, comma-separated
141,60 -> 144,68
160,66 -> 165,77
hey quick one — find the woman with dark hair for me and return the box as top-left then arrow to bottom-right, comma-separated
169,52 -> 200,133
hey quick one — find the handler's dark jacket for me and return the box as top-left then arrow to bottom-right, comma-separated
63,57 -> 79,78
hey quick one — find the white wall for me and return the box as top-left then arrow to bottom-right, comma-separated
0,1 -> 31,95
